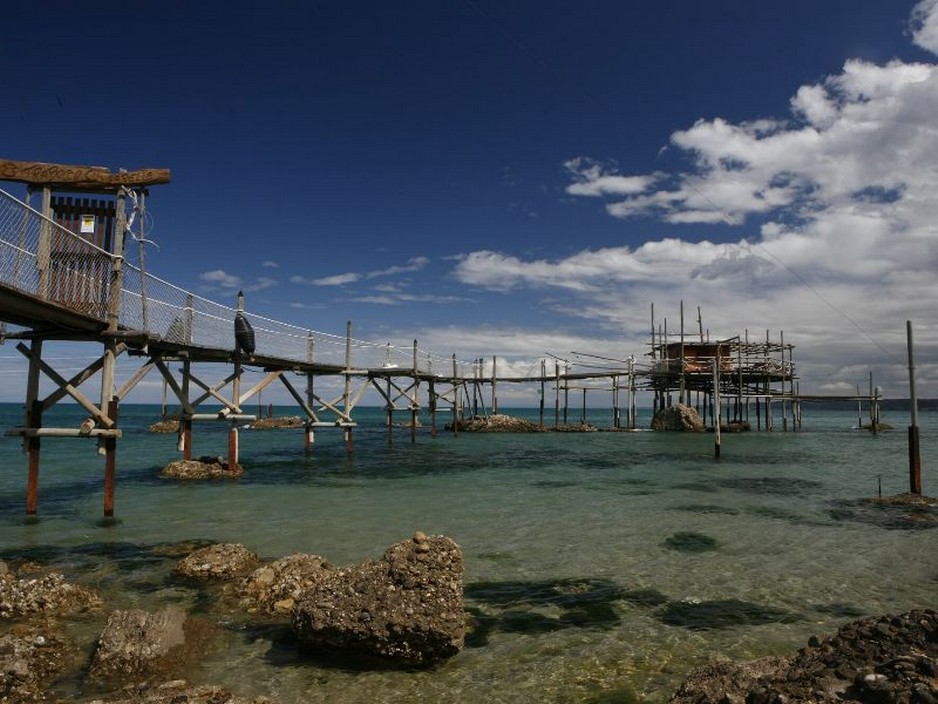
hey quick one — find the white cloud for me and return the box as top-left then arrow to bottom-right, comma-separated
366,256 -> 430,278
199,269 -> 241,289
262,260 -> 280,268
292,272 -> 362,286
911,0 -> 938,54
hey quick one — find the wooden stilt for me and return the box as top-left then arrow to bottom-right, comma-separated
103,398 -> 118,517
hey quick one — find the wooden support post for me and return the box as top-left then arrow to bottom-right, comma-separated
306,333 -> 315,453
411,340 -> 419,444
907,321 -> 922,495
345,426 -> 354,453
429,378 -> 437,437
539,359 -> 546,429
229,355 -> 241,471
103,398 -> 118,518
181,359 -> 192,460
491,355 -> 498,415
554,361 -> 560,429
24,338 -> 43,516
713,349 -> 722,460
452,354 -> 459,436
386,375 -> 394,446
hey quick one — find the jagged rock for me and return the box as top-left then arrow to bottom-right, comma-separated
670,608 -> 938,703
87,679 -> 273,704
652,404 -> 705,432
161,456 -> 244,479
247,416 -> 304,430
0,624 -> 74,703
0,569 -> 102,619
148,418 -> 180,433
447,414 -> 545,433
88,606 -> 201,683
174,543 -> 259,581
231,553 -> 334,616
292,532 -> 465,665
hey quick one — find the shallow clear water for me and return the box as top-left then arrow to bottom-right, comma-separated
1,403 -> 936,702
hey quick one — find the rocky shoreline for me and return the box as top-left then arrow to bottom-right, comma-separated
2,538 -> 936,702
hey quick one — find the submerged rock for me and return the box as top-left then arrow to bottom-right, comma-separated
0,624 -> 75,703
292,532 -> 465,665
174,543 -> 259,581
670,608 -> 938,703
86,679 -> 272,704
88,606 -> 198,683
651,404 -> 705,432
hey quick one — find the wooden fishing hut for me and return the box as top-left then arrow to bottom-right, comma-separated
0,158 -> 170,517
647,303 -> 800,431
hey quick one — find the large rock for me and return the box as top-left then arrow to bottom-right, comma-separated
174,543 -> 259,581
670,608 -> 938,703
448,414 -> 545,433
88,606 -> 194,682
232,553 -> 334,616
652,404 -> 705,432
161,456 -> 244,479
292,532 -> 465,665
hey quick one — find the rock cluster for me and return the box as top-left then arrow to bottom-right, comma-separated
0,625 -> 74,703
671,608 -> 938,704
292,532 -> 465,664
148,418 -> 180,433
652,404 -> 705,432
160,456 -> 244,479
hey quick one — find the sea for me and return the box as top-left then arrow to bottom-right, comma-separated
0,401 -> 936,703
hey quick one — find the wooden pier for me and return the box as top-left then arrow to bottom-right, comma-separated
0,158 -> 885,518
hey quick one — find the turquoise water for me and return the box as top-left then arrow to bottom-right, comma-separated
1,402 -> 936,703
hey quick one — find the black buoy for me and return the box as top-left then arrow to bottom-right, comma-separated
235,312 -> 255,356
234,291 -> 256,357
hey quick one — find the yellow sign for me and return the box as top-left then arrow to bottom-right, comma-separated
80,214 -> 96,234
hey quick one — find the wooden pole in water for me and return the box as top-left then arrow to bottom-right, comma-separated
305,333 -> 315,453
907,320 -> 922,495
713,347 -> 722,459
452,354 -> 459,436
344,321 -> 353,452
411,340 -> 418,444
24,338 -> 43,516
103,398 -> 119,517
539,359 -> 546,429
554,361 -> 560,429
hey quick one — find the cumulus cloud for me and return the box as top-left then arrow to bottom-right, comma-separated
911,0 -> 938,53
199,269 -> 241,289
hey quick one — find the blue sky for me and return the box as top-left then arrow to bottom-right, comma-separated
3,1 -> 938,405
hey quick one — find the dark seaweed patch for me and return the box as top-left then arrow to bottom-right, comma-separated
463,577 -> 626,644
662,531 -> 718,553
656,599 -> 799,630
828,498 -> 938,531
715,477 -> 824,496
744,506 -> 805,522
674,482 -> 720,493
671,504 -> 740,516
812,602 -> 866,617
620,588 -> 669,607
532,480 -> 579,489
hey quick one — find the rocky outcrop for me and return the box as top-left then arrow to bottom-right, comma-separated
248,416 -> 304,430
174,543 -> 259,581
652,404 -> 705,432
232,553 -> 334,616
448,414 -> 545,433
88,606 -> 198,682
670,608 -> 938,704
0,567 -> 102,619
161,456 -> 244,479
292,532 -> 465,665
148,418 -> 180,433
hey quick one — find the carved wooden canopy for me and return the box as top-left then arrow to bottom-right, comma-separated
0,158 -> 171,192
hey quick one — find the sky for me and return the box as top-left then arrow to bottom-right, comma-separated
2,0 -> 938,407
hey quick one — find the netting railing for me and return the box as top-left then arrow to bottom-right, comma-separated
0,187 -> 483,377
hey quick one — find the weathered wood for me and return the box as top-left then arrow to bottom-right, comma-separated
103,399 -> 119,517
7,427 -> 121,438
0,158 -> 170,190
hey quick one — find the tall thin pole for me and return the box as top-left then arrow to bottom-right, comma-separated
713,347 -> 722,460
907,321 -> 922,494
